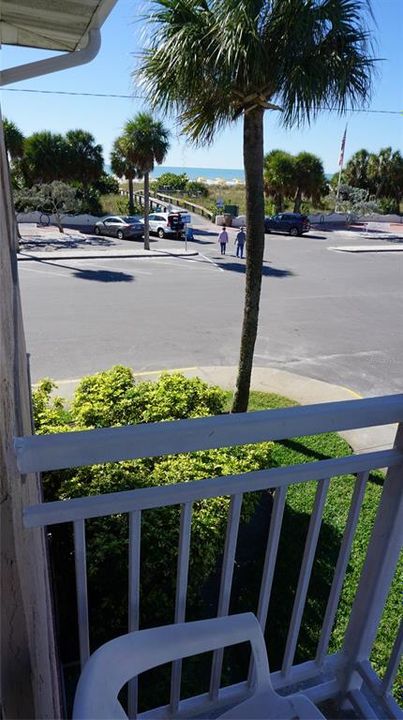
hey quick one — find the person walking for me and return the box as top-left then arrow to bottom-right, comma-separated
235,226 -> 246,258
218,225 -> 229,255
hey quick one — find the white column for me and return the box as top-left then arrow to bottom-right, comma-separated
0,109 -> 62,718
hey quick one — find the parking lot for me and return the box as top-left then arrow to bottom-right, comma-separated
18,219 -> 403,396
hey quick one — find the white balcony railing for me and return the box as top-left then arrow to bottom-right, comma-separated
15,395 -> 403,719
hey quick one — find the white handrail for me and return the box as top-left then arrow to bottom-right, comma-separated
23,449 -> 401,528
15,395 -> 403,473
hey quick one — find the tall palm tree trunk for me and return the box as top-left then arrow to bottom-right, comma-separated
293,187 -> 302,213
143,171 -> 150,250
232,108 -> 265,413
128,176 -> 134,214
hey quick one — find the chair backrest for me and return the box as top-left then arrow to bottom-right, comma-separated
73,613 -> 271,719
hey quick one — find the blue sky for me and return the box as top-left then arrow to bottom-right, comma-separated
1,0 -> 402,174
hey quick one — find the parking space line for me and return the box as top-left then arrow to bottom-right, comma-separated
198,253 -> 224,271
18,265 -> 72,279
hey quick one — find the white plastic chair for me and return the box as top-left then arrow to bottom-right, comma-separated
73,612 -> 325,719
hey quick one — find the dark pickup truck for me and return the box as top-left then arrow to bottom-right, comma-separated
265,213 -> 310,236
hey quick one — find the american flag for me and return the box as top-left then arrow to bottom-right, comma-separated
338,125 -> 347,167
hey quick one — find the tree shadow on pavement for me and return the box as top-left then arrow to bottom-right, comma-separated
72,268 -> 134,283
23,257 -> 134,283
21,233 -> 116,250
190,230 -> 217,245
216,259 -> 294,277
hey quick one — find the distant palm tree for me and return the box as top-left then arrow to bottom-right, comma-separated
117,113 -> 170,250
138,0 -> 375,412
368,147 -> 403,205
3,118 -> 24,162
344,149 -> 371,191
293,153 -> 326,213
21,131 -> 68,185
111,136 -> 142,214
65,129 -> 104,186
264,150 -> 296,213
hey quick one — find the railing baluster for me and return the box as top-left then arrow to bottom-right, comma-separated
316,471 -> 368,664
281,478 -> 330,677
128,510 -> 141,719
380,618 -> 403,695
209,493 -> 243,701
73,520 -> 90,669
248,485 -> 287,684
340,424 -> 403,696
256,486 -> 288,630
170,503 -> 193,715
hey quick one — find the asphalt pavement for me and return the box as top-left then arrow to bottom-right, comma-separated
17,219 -> 403,398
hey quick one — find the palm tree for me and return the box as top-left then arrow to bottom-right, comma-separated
117,113 -> 170,250
293,152 -> 326,213
3,118 -> 24,162
110,136 -> 142,214
344,149 -> 371,191
368,147 -> 403,207
21,131 -> 68,185
264,150 -> 296,213
65,129 -> 104,187
138,0 -> 375,412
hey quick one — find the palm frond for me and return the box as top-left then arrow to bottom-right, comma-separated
137,0 -> 377,141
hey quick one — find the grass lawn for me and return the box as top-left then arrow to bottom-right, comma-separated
222,390 -> 402,702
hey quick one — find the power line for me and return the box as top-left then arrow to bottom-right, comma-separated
1,87 -> 402,115
1,87 -> 143,99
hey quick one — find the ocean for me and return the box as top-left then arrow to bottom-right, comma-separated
106,164 -> 333,183
150,165 -> 245,183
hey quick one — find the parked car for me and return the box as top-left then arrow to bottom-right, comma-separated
265,213 -> 310,236
94,216 -> 144,240
142,211 -> 191,238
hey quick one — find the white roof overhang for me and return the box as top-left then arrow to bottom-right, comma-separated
0,0 -> 118,85
0,0 -> 116,52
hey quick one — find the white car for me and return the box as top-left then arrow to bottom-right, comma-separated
143,211 -> 191,238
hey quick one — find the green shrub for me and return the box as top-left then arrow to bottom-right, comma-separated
186,180 -> 208,198
264,199 -> 276,216
378,196 -> 400,215
33,369 -> 273,659
99,194 -> 143,216
154,172 -> 189,193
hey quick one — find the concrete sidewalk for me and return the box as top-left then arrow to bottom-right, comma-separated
17,223 -> 199,261
40,364 -> 397,455
330,244 -> 403,253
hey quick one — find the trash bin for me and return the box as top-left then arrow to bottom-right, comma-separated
223,213 -> 233,227
224,204 -> 239,217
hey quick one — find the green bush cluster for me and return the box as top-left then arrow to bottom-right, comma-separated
151,172 -> 209,198
33,368 -> 273,650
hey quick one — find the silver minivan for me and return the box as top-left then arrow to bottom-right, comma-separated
145,212 -> 191,238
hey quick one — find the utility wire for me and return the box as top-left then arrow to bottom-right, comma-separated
1,87 -> 402,115
1,88 -> 142,99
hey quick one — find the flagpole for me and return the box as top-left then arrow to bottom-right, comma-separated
335,124 -> 348,212
335,165 -> 343,212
